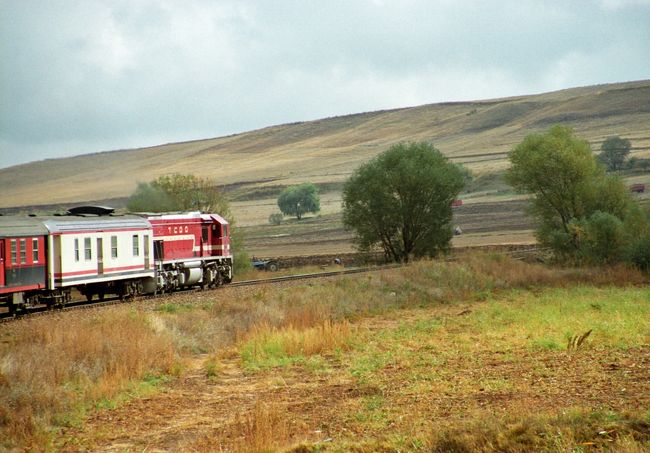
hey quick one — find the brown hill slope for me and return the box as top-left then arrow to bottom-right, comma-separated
2,79 -> 650,209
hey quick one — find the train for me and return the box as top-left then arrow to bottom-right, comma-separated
0,206 -> 233,314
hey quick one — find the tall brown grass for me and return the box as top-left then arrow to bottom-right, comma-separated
0,309 -> 176,449
189,400 -> 292,453
243,319 -> 353,361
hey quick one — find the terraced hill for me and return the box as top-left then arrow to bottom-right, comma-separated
2,79 -> 649,211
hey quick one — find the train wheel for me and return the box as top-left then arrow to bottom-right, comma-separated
121,281 -> 143,300
86,292 -> 93,302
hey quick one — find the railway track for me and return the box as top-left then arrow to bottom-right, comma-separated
0,263 -> 404,324
0,245 -> 545,324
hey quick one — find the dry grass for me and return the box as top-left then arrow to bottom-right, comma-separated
190,401 -> 292,453
4,255 -> 649,450
240,320 -> 353,370
430,410 -> 650,452
0,309 -> 176,449
152,254 -> 648,358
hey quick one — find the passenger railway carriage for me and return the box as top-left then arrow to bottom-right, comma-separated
0,216 -> 49,306
0,208 -> 233,313
50,215 -> 155,301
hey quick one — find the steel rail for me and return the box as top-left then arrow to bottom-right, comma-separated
0,246 -> 544,324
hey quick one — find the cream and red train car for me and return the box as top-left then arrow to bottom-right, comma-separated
0,209 -> 233,313
47,215 -> 155,301
0,213 -> 155,311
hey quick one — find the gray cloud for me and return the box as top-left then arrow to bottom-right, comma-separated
2,0 -> 650,168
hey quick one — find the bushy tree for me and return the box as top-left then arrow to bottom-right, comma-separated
152,174 -> 231,214
505,125 -> 646,263
127,173 -> 250,273
277,183 -> 320,220
126,182 -> 175,212
598,136 -> 631,171
342,141 -> 466,262
268,213 -> 283,225
627,236 -> 650,270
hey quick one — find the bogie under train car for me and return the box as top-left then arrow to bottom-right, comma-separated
0,208 -> 233,313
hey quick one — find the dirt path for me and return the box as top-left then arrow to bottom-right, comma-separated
61,354 -> 356,451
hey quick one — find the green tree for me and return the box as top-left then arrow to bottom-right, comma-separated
277,183 -> 320,220
127,174 -> 231,215
598,136 -> 631,171
127,173 -> 250,273
126,182 -> 175,212
342,141 -> 466,263
505,125 -> 644,263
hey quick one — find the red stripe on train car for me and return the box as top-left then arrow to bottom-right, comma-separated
0,283 -> 46,294
53,228 -> 149,235
54,264 -> 147,278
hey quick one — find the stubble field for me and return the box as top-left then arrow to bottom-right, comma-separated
238,197 -> 537,258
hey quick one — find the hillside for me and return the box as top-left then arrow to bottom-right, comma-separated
2,79 -> 650,210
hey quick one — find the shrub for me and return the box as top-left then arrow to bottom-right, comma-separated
268,213 -> 283,225
627,235 -> 650,270
581,211 -> 625,263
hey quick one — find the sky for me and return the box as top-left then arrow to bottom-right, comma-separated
2,0 -> 650,169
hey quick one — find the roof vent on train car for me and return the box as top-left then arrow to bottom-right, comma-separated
67,206 -> 115,216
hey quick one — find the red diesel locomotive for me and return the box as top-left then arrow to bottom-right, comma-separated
146,212 -> 232,293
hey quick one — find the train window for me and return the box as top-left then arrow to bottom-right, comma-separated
84,237 -> 92,260
32,238 -> 39,263
10,239 -> 16,264
20,239 -> 26,264
111,236 -> 118,258
202,226 -> 209,242
132,235 -> 140,256
74,238 -> 80,261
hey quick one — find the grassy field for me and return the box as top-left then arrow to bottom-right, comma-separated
1,255 -> 649,451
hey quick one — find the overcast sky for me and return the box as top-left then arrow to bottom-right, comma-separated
2,0 -> 650,169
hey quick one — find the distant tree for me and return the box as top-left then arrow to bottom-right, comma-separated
342,142 -> 466,263
153,174 -> 231,214
268,213 -> 283,225
127,173 -> 250,273
126,182 -> 175,213
277,183 -> 320,220
598,136 -> 631,171
505,125 -> 645,263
